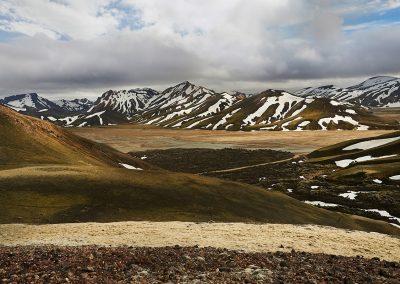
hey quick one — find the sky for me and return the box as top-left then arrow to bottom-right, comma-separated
1,0 -> 400,99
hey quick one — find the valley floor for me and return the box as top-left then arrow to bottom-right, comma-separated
70,125 -> 393,153
1,221 -> 399,261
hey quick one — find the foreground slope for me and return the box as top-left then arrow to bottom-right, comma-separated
0,105 -> 399,235
0,104 -> 148,168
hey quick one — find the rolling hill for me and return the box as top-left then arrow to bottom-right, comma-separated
296,76 -> 400,108
0,104 -> 399,235
308,131 -> 400,181
0,104 -> 149,168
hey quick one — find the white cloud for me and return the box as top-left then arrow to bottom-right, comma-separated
0,0 -> 121,39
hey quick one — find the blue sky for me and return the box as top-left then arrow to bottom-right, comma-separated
343,5 -> 400,31
0,0 -> 400,98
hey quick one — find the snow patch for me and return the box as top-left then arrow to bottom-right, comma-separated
335,154 -> 397,168
339,191 -> 360,200
343,136 -> 400,151
119,163 -> 143,170
304,201 -> 339,207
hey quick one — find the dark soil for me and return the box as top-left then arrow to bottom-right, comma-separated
1,246 -> 399,283
129,148 -> 293,173
206,157 -> 400,226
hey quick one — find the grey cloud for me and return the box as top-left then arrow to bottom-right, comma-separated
0,1 -> 400,98
0,32 -> 204,96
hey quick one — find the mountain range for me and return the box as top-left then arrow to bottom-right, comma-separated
1,76 -> 399,131
295,76 -> 400,108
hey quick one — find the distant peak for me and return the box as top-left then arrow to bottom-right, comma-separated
176,80 -> 195,87
20,92 -> 38,98
356,76 -> 398,88
368,75 -> 397,80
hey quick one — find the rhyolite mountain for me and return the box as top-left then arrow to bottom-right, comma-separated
1,77 -> 400,130
65,88 -> 159,127
138,89 -> 398,131
53,81 -> 400,130
0,93 -> 61,113
57,81 -> 243,127
296,76 -> 400,108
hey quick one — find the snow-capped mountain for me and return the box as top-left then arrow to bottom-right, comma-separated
0,93 -> 96,124
140,89 -> 397,131
296,76 -> 400,108
93,88 -> 159,116
65,82 -> 243,127
139,81 -> 243,127
54,98 -> 93,112
2,78 -> 399,131
146,81 -> 218,111
61,88 -> 159,127
295,85 -> 339,98
0,93 -> 59,112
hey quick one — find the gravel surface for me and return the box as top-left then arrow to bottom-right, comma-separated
0,246 -> 399,283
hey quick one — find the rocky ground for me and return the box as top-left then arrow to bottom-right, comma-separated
1,246 -> 399,283
130,148 -> 293,174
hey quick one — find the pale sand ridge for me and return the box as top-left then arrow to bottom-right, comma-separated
1,222 -> 399,261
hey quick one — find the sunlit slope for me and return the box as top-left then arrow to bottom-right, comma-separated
0,105 -> 399,235
0,165 -> 399,235
0,105 -> 149,169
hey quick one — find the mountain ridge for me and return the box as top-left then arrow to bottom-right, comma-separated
295,76 -> 400,108
1,76 -> 400,130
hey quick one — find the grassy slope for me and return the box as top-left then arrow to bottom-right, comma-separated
0,105 -> 399,235
2,165 -> 400,235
